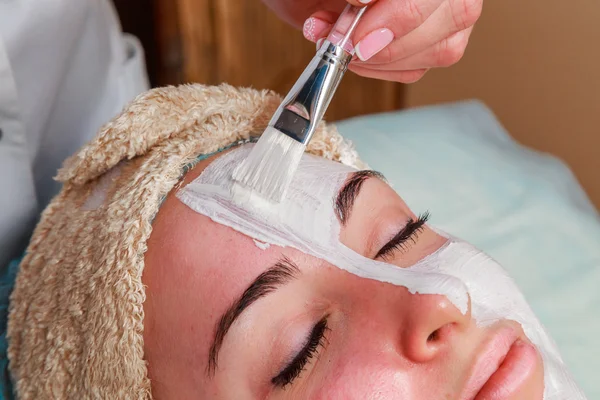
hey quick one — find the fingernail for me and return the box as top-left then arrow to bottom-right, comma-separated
355,28 -> 394,61
316,38 -> 325,50
303,17 -> 331,42
359,0 -> 373,3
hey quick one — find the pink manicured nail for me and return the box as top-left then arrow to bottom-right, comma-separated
303,17 -> 331,42
359,0 -> 373,3
355,28 -> 394,61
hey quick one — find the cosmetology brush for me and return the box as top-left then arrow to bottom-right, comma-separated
232,4 -> 368,202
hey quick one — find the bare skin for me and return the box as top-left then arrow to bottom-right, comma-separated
142,150 -> 544,399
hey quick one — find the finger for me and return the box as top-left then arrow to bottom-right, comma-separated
348,64 -> 430,83
302,12 -> 337,42
352,0 -> 445,60
352,26 -> 473,71
345,0 -> 379,6
356,0 -> 482,64
305,0 -> 443,55
354,0 -> 445,39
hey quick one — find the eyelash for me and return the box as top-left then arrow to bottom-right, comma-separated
271,317 -> 329,388
375,211 -> 430,260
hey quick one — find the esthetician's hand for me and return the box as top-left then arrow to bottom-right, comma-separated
262,0 -> 483,83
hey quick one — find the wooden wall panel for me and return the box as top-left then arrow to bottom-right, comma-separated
405,0 -> 600,209
175,0 -> 217,85
113,0 -> 160,86
153,0 -> 185,85
175,0 -> 404,121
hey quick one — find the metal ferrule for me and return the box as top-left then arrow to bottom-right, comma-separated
269,41 -> 353,145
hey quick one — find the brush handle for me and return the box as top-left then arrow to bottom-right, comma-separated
324,5 -> 368,55
269,5 -> 369,147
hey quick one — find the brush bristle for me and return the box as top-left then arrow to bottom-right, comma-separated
232,126 -> 306,202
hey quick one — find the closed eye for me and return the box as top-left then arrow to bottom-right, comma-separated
271,317 -> 330,388
375,212 -> 430,261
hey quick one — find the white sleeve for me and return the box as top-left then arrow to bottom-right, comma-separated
32,0 -> 150,208
1,0 -> 149,210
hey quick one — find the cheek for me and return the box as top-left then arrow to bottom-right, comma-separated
310,354 -> 419,400
306,323 -> 462,400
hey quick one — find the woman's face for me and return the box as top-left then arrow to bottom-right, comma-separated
142,151 -> 544,399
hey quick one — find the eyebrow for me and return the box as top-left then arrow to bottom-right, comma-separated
207,257 -> 300,376
334,170 -> 385,225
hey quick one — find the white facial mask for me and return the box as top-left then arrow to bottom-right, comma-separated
176,144 -> 585,399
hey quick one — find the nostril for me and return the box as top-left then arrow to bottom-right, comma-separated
427,322 -> 456,343
427,329 -> 440,342
405,323 -> 457,363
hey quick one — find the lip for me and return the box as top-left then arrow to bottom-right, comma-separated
460,325 -> 538,400
474,339 -> 540,399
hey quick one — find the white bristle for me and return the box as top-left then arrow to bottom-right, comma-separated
232,126 -> 306,202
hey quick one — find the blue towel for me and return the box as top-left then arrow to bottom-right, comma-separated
0,258 -> 19,400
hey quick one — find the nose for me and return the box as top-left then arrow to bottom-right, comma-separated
400,293 -> 471,363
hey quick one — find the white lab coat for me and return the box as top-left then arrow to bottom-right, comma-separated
0,0 -> 150,268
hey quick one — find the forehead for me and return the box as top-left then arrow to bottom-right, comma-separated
195,144 -> 357,206
177,144 -> 357,251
